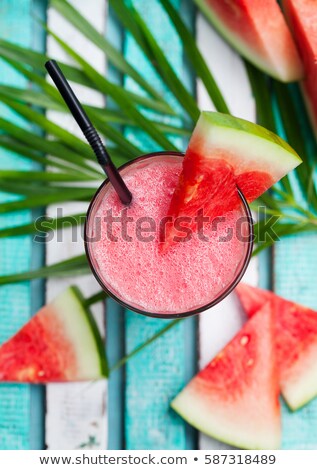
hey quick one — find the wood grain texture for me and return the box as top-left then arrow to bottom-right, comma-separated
123,0 -> 197,450
0,0 -> 44,450
29,0 -> 48,451
45,0 -> 108,450
196,13 -> 258,450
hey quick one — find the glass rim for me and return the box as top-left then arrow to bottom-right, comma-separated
84,150 -> 254,319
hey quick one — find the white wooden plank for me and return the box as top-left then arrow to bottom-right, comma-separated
196,14 -> 258,450
45,0 -> 108,450
196,15 -> 255,120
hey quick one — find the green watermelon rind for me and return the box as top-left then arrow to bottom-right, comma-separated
170,382 -> 280,450
53,286 -> 108,379
201,111 -> 301,159
171,396 -> 243,449
194,0 -> 302,82
284,355 -> 317,411
195,112 -> 301,180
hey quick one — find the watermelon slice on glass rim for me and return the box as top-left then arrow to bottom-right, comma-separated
195,0 -> 303,82
0,287 -> 107,383
236,283 -> 317,410
171,303 -> 281,449
163,112 -> 301,246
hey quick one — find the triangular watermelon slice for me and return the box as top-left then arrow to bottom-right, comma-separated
163,112 -> 301,246
186,112 -> 302,202
236,283 -> 317,410
195,0 -> 303,82
0,287 -> 107,383
282,0 -> 317,136
171,303 -> 281,449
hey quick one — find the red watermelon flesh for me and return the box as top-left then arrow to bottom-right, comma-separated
235,283 -> 272,317
171,303 -> 281,449
195,0 -> 303,82
0,287 -> 107,383
282,0 -> 317,136
161,155 -> 241,246
236,283 -> 317,410
163,112 -> 301,246
166,154 -> 240,219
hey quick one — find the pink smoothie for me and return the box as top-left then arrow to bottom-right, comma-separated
87,155 -> 249,315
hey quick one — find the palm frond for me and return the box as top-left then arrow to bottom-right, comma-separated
51,0 -> 162,101
0,212 -> 85,238
109,0 -> 199,123
0,40 -> 176,115
161,0 -> 229,114
0,254 -> 90,285
48,28 -> 180,151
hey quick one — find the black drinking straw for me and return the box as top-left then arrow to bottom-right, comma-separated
45,60 -> 132,205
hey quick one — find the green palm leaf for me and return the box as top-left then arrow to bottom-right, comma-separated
51,0 -> 162,101
0,40 -> 175,116
0,254 -> 90,285
0,118 -> 102,176
48,29 -> 180,152
0,170 -> 98,182
109,0 -> 199,123
161,0 -> 229,114
273,81 -> 317,209
0,188 -> 94,214
112,319 -> 181,371
0,93 -> 96,160
0,135 -> 83,173
0,84 -> 191,140
0,212 -> 85,238
0,90 -> 143,160
0,85 -> 64,111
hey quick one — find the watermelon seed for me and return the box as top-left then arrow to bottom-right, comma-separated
240,335 -> 249,346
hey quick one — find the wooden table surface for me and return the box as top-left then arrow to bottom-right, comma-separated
0,0 -> 316,450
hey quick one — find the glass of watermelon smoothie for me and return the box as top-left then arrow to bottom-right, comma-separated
85,151 -> 253,318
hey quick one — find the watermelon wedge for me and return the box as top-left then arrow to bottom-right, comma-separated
163,112 -> 301,245
236,283 -> 317,410
195,0 -> 303,82
282,0 -> 317,136
171,303 -> 281,449
0,287 -> 107,383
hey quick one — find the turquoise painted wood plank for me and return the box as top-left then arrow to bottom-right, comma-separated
274,87 -> 317,450
123,0 -> 197,450
29,0 -> 48,451
106,300 -> 125,450
106,6 -> 125,450
258,250 -> 272,291
0,0 -> 46,450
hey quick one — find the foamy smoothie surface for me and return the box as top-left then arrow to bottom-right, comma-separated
87,156 -> 248,315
